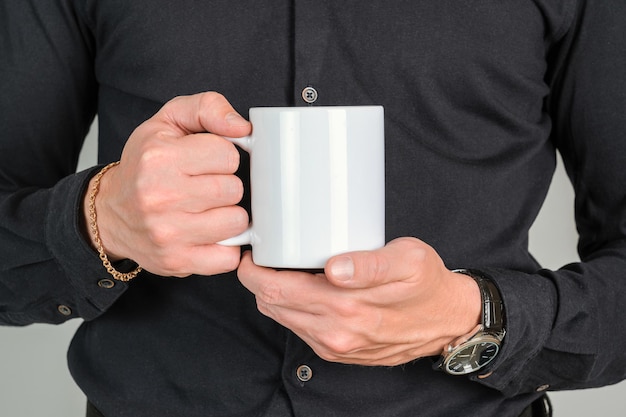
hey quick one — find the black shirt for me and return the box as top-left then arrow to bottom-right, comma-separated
2,1 -> 626,416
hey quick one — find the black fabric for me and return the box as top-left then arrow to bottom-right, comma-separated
87,401 -> 106,417
87,395 -> 551,417
2,1 -> 626,416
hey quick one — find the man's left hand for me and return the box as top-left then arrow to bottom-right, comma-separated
237,237 -> 481,366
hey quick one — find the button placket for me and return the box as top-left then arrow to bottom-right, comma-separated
293,2 -> 329,105
283,330 -> 319,388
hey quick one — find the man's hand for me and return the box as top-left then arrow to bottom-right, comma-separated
237,237 -> 481,366
84,92 -> 251,277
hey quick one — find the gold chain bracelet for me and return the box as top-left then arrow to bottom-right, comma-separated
88,161 -> 142,282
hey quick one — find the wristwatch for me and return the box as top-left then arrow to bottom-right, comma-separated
439,269 -> 506,376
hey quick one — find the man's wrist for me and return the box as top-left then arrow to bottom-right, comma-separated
82,164 -> 124,261
85,162 -> 142,281
444,268 -> 482,339
437,269 -> 506,375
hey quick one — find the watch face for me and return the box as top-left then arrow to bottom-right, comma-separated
444,339 -> 500,375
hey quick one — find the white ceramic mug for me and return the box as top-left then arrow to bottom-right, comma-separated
220,106 -> 385,268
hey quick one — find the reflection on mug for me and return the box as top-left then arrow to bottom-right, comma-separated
220,106 -> 385,269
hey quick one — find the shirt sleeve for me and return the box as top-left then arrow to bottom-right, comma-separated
472,0 -> 626,396
0,0 -> 129,325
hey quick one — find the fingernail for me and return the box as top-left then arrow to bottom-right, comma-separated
330,257 -> 354,281
225,112 -> 249,127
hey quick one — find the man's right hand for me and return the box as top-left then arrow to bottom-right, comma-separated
83,92 -> 251,277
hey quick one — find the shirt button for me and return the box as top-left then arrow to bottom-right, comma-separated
57,305 -> 72,316
296,365 -> 313,382
98,279 -> 116,289
535,384 -> 550,392
301,86 -> 318,104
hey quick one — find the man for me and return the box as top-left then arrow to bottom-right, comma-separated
1,1 -> 625,416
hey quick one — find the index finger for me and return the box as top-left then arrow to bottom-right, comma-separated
237,251 -> 332,312
156,92 -> 251,138
175,133 -> 242,176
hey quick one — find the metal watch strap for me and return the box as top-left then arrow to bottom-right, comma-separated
453,269 -> 505,335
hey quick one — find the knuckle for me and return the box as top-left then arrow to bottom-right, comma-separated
333,297 -> 359,319
209,175 -> 244,204
257,282 -> 283,306
226,145 -> 241,173
147,223 -> 177,247
205,175 -> 225,200
255,298 -> 271,317
137,140 -> 170,166
229,206 -> 249,229
133,179 -> 158,207
315,349 -> 339,363
397,237 -> 428,264
133,192 -> 158,216
405,246 -> 428,272
231,176 -> 244,202
159,96 -> 187,121
158,253 -> 187,275
213,206 -> 248,237
321,333 -> 357,356
318,351 -> 344,363
365,252 -> 390,282
199,91 -> 224,108
166,94 -> 186,106
132,151 -> 171,192
199,91 -> 230,120
218,250 -> 241,273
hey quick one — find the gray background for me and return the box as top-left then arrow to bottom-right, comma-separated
1,121 -> 625,416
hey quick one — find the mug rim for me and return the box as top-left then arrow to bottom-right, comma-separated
249,105 -> 383,111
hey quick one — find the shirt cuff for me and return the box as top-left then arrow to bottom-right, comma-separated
467,267 -> 558,396
45,166 -> 130,322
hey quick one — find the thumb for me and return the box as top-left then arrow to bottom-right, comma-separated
156,91 -> 251,138
325,251 -> 392,289
324,237 -> 428,289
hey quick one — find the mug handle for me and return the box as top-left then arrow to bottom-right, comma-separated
216,135 -> 254,246
217,228 -> 254,246
222,135 -> 253,152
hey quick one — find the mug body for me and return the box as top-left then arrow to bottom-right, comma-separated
247,106 -> 385,268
